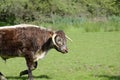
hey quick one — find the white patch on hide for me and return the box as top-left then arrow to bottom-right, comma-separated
0,24 -> 46,30
33,51 -> 47,62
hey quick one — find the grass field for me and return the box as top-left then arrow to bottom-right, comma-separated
0,28 -> 120,80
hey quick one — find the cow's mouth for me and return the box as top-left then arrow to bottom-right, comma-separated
61,49 -> 68,54
57,48 -> 68,54
54,45 -> 68,54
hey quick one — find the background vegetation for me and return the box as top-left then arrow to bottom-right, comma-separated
0,0 -> 120,32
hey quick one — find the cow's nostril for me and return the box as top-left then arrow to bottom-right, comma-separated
64,49 -> 68,53
61,49 -> 68,53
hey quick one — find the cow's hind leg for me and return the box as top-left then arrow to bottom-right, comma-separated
20,61 -> 38,77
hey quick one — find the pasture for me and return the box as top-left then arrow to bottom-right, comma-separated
0,28 -> 120,80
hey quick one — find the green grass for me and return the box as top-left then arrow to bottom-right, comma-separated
0,29 -> 120,80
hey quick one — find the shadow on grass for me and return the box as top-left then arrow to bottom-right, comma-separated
96,75 -> 120,80
6,75 -> 51,80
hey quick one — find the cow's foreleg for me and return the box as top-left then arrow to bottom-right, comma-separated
20,61 -> 38,77
25,54 -> 33,80
22,51 -> 35,80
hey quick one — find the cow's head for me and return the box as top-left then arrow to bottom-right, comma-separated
52,30 -> 68,54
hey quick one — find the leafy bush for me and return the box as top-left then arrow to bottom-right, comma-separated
0,0 -> 119,26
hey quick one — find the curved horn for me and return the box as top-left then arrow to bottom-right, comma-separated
52,33 -> 59,47
65,35 -> 73,42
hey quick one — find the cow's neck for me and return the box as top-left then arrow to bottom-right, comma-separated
40,30 -> 54,52
42,38 -> 53,52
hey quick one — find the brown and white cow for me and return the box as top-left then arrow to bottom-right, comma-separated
0,24 -> 69,80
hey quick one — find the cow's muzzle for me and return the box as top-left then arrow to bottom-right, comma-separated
61,48 -> 68,54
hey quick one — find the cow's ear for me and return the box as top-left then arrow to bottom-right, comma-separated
49,31 -> 54,37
